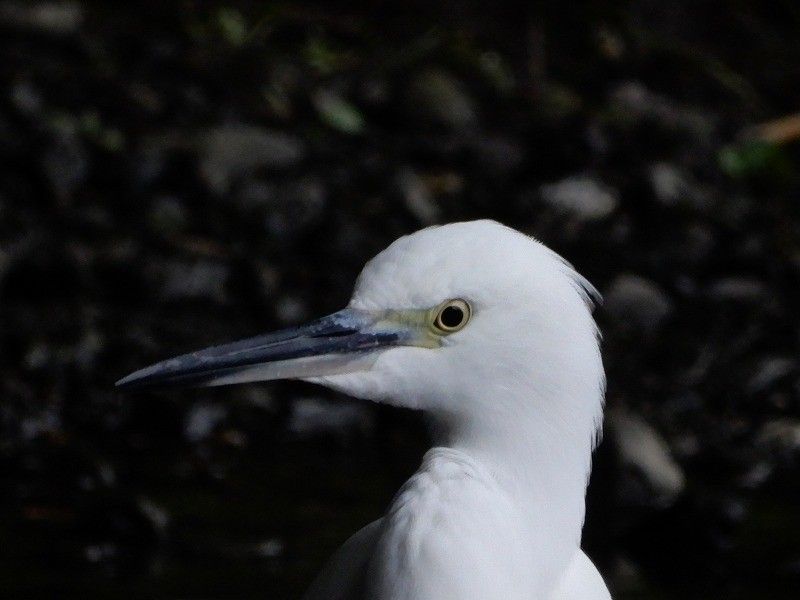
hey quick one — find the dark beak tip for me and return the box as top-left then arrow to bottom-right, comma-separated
115,364 -> 164,391
115,372 -> 144,391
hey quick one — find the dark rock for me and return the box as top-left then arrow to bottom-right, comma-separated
197,126 -> 305,194
157,260 -> 229,303
253,538 -> 284,558
23,342 -> 52,372
671,223 -> 715,266
539,175 -> 618,221
250,260 -> 279,297
0,246 -> 9,293
609,81 -> 716,143
131,140 -> 169,187
604,275 -> 672,333
137,497 -> 170,538
84,543 -> 117,564
757,419 -> 800,452
20,405 -> 62,440
407,70 -> 477,129
287,397 -> 374,440
468,135 -> 525,176
263,177 -> 326,237
609,408 -> 686,506
739,461 -> 773,489
148,196 -> 188,235
9,80 -> 43,116
359,77 -> 390,107
537,83 -> 583,121
648,162 -> 711,210
127,82 -> 164,115
395,168 -> 440,225
705,277 -> 768,303
274,295 -> 309,325
747,357 -> 794,395
477,50 -> 515,94
184,403 -> 227,442
41,129 -> 90,200
608,556 -> 646,596
72,328 -> 103,373
312,89 -> 366,135
0,1 -> 83,36
238,387 -> 276,412
235,180 -> 277,211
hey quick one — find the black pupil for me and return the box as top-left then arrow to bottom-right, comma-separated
440,305 -> 464,328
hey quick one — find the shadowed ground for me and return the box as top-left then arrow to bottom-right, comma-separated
1,1 -> 800,598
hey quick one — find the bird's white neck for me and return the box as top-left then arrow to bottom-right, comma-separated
429,379 -> 602,591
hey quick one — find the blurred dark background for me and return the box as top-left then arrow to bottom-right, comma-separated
2,1 -> 800,598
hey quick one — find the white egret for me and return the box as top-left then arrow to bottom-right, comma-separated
118,220 -> 610,599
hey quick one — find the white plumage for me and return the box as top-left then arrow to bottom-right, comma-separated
119,220 -> 610,599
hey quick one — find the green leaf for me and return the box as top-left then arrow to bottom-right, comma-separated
312,90 -> 365,135
217,7 -> 247,47
718,140 -> 790,180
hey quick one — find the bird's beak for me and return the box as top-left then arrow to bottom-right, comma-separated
116,308 -> 433,391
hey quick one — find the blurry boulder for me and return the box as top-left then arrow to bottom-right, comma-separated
136,497 -> 170,539
235,180 -> 277,211
757,419 -> 800,453
24,341 -> 52,372
288,397 -> 374,441
127,82 -> 164,115
263,62 -> 301,121
312,89 -> 366,135
0,1 -> 83,36
84,543 -> 117,564
261,177 -> 327,238
537,83 -> 583,121
157,260 -> 229,303
147,196 -> 188,235
0,246 -> 9,294
605,274 -> 672,334
609,81 -> 716,143
747,357 -> 794,395
668,223 -> 715,267
609,408 -> 686,505
197,126 -> 305,194
235,177 -> 326,237
407,69 -> 477,129
468,135 -> 525,177
608,555 -> 646,596
395,168 -> 440,225
274,294 -> 309,325
72,328 -> 103,374
250,259 -> 279,299
238,386 -> 276,412
41,128 -> 89,200
359,77 -> 390,108
739,460 -> 773,490
131,139 -> 169,188
539,175 -> 618,221
184,403 -> 227,443
648,162 -> 711,210
253,538 -> 284,558
705,277 -> 768,303
21,405 -> 62,441
9,80 -> 43,117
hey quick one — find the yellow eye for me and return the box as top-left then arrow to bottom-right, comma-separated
432,299 -> 471,333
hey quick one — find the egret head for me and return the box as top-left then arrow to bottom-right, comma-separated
118,220 -> 603,428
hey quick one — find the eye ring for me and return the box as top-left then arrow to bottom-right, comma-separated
432,299 -> 471,333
